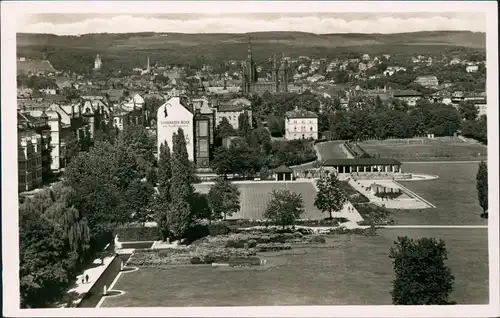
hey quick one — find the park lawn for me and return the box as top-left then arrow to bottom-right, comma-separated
393,162 -> 488,226
194,182 -> 324,220
100,228 -> 488,307
358,141 -> 487,161
315,141 -> 349,160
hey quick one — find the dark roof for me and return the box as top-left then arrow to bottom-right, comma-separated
393,90 -> 422,97
273,165 -> 294,173
285,109 -> 318,118
322,158 -> 401,166
218,104 -> 247,112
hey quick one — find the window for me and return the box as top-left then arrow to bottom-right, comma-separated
294,127 -> 297,131
310,126 -> 313,131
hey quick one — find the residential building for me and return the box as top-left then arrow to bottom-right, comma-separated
383,66 -> 406,76
284,107 -> 318,140
18,130 -> 43,192
475,102 -> 487,117
216,102 -> 252,130
466,64 -> 479,73
414,75 -> 439,88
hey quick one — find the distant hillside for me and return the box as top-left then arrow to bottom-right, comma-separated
17,31 -> 486,50
16,31 -> 486,73
17,59 -> 57,75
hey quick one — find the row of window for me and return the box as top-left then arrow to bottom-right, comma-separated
18,170 -> 42,184
292,126 -> 314,132
290,120 -> 316,124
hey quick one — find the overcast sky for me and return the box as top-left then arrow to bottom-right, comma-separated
18,12 -> 486,35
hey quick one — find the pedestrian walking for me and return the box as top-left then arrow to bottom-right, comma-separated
85,274 -> 89,284
81,276 -> 84,284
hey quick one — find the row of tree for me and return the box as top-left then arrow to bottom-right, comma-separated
19,123 -> 158,307
211,115 -> 316,178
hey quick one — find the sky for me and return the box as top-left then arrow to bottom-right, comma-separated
18,12 -> 486,35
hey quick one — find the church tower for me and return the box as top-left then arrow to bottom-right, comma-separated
146,57 -> 151,73
94,54 -> 102,70
242,38 -> 256,94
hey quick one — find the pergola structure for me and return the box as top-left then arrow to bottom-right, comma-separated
321,158 -> 403,174
273,165 -> 294,181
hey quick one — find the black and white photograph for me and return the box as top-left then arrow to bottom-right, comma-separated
1,1 -> 499,317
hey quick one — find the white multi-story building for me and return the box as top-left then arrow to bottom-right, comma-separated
475,103 -> 487,117
466,64 -> 479,73
285,107 -> 318,140
215,98 -> 252,130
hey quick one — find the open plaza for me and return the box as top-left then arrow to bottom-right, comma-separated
90,139 -> 489,308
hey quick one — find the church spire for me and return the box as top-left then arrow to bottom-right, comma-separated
247,37 -> 252,61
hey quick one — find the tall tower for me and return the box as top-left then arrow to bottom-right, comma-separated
146,57 -> 150,73
94,54 -> 102,70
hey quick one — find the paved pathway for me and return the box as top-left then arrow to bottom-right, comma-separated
65,254 -> 116,307
401,160 -> 485,164
381,225 -> 488,229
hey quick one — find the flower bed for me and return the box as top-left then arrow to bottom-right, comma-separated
327,226 -> 378,237
128,246 -> 259,267
353,203 -> 394,225
228,218 -> 345,228
339,181 -> 370,204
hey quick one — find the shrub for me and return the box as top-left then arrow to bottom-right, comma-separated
114,226 -> 160,242
246,239 -> 258,248
183,224 -> 210,244
256,243 -> 292,252
308,235 -> 326,243
226,239 -> 247,249
208,222 -> 231,236
228,256 -> 261,267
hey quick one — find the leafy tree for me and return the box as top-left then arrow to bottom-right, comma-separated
64,141 -> 140,249
210,146 -> 234,176
264,189 -> 305,229
238,111 -> 252,137
458,101 -> 479,121
191,192 -> 212,222
267,115 -> 285,137
126,179 -> 155,226
207,177 -> 241,222
116,123 -> 156,177
214,117 -> 237,147
476,161 -> 488,217
169,128 -> 195,237
157,142 -> 172,193
314,172 -> 347,220
389,236 -> 455,305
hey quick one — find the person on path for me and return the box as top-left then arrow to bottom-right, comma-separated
85,274 -> 89,284
81,276 -> 84,284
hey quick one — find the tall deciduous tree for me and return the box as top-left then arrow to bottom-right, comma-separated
126,179 -> 155,226
389,236 -> 455,305
169,128 -> 195,237
208,177 -> 241,222
264,189 -> 305,229
314,172 -> 347,220
214,117 -> 237,147
238,111 -> 252,137
476,161 -> 488,217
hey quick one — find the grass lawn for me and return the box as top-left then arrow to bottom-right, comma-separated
100,228 -> 488,307
393,162 -> 488,225
194,182 -> 324,220
316,141 -> 349,160
358,140 -> 487,161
